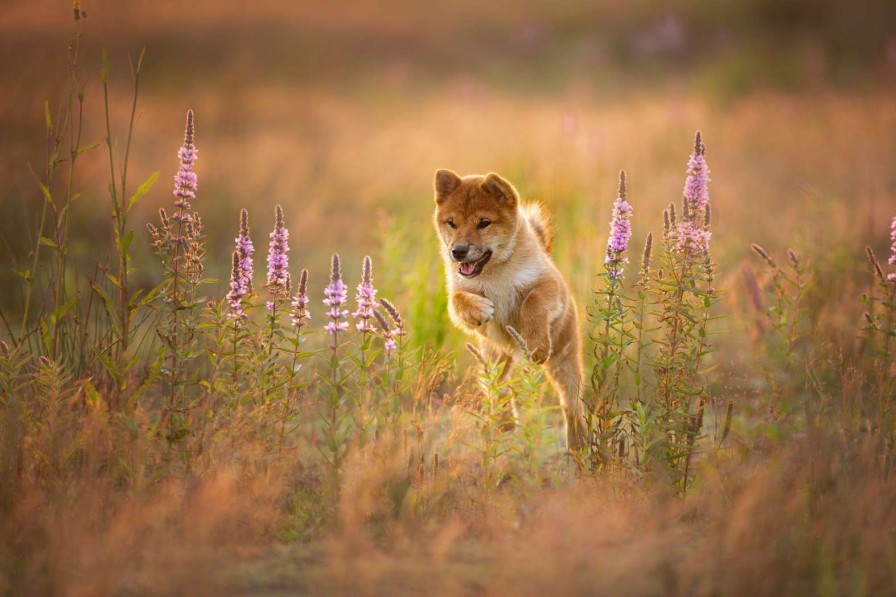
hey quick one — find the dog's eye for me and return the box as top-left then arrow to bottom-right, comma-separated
477,219 -> 491,230
446,220 -> 457,230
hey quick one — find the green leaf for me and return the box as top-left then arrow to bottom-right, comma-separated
44,100 -> 52,131
122,230 -> 134,253
37,179 -> 52,204
105,272 -> 123,290
50,297 -> 78,325
89,281 -> 122,336
95,349 -> 121,386
127,170 -> 160,214
38,317 -> 52,354
122,353 -> 142,377
74,143 -> 99,158
137,282 -> 165,307
81,380 -> 103,410
39,236 -> 58,250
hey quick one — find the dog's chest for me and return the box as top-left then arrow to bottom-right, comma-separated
478,262 -> 544,330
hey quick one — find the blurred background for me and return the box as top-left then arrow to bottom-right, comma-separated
1,0 -> 895,349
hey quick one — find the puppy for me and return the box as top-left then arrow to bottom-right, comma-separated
433,169 -> 587,450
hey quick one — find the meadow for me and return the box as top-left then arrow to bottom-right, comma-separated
2,1 -> 896,594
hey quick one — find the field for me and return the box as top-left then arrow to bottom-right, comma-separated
2,1 -> 896,594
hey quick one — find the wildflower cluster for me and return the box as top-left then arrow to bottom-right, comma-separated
147,110 -> 205,280
674,133 -> 711,257
587,170 -> 634,470
582,133 -> 720,488
145,110 -> 207,438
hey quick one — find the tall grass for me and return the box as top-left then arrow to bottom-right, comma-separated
2,8 -> 896,595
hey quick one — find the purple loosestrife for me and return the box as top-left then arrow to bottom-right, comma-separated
324,254 -> 349,336
683,134 -> 710,211
226,252 -> 248,323
353,256 -> 377,333
606,170 -> 633,280
291,268 -> 311,330
379,298 -> 406,348
676,221 -> 711,256
225,209 -> 254,324
236,209 -> 254,293
675,132 -> 712,256
266,204 -> 290,309
172,111 -> 198,221
888,216 -> 896,282
373,309 -> 397,353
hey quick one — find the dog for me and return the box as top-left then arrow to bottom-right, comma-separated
433,169 -> 587,450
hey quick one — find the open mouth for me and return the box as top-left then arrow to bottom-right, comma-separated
457,250 -> 492,278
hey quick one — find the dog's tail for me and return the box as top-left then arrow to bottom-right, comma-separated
521,202 -> 554,254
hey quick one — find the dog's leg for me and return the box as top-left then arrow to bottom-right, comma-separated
545,348 -> 587,452
517,280 -> 562,364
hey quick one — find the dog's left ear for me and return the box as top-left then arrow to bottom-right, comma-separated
482,173 -> 518,208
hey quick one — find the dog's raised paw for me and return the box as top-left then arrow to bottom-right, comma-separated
460,294 -> 494,328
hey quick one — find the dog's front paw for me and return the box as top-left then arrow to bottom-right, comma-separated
455,293 -> 494,328
528,337 -> 552,364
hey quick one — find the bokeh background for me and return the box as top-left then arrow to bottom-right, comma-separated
2,0 -> 895,349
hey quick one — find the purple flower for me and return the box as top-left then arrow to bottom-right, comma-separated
324,254 -> 349,336
675,131 -> 712,257
353,256 -> 378,333
225,209 -> 254,324
607,198 -> 633,254
373,309 -> 398,354
291,268 -> 311,329
236,209 -> 254,292
675,220 -> 711,255
379,298 -> 406,342
683,131 -> 709,212
605,171 -> 633,280
266,204 -> 290,303
226,252 -> 247,324
173,111 -> 198,210
889,215 -> 896,266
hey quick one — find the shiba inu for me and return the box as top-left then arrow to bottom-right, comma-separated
433,169 -> 587,450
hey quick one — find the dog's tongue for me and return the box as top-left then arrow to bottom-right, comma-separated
460,261 -> 476,276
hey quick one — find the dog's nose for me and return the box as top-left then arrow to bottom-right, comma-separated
451,244 -> 469,261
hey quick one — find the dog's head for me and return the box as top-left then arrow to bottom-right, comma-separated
433,169 -> 520,279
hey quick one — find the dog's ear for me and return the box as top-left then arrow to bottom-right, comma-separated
482,173 -> 518,208
434,169 -> 462,203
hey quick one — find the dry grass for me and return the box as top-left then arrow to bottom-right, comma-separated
2,2 -> 896,595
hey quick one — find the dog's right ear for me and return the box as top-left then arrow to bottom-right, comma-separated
434,169 -> 462,204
